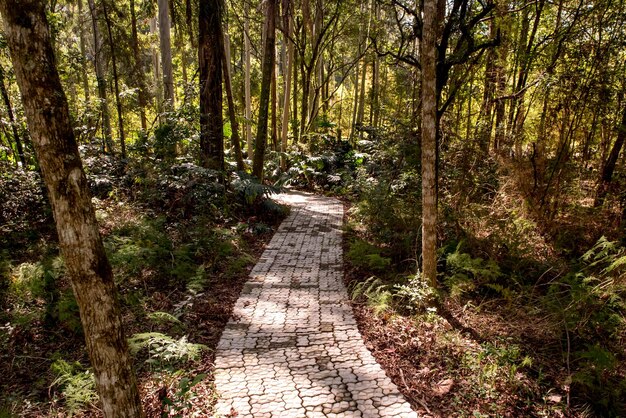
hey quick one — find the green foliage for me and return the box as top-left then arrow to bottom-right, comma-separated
161,373 -> 207,417
224,253 -> 255,279
128,332 -> 207,371
230,171 -> 282,205
346,240 -> 391,273
350,277 -> 393,315
444,243 -> 504,299
394,273 -> 437,313
50,359 -> 98,414
353,168 -> 421,259
57,291 -> 82,334
147,311 -> 184,328
540,237 -> 626,415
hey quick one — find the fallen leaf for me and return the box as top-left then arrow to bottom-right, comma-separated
434,378 -> 454,396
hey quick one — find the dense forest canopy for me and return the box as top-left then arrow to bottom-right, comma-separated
1,0 -> 625,416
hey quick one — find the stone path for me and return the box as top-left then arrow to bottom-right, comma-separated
214,192 -> 417,418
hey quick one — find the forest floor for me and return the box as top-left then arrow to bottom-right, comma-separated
0,191 -> 286,416
342,195 -> 624,418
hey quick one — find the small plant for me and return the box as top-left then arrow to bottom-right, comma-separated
351,276 -> 393,315
444,243 -> 504,299
161,373 -> 207,417
395,272 -> 437,313
347,240 -> 391,273
50,359 -> 98,414
128,332 -> 207,371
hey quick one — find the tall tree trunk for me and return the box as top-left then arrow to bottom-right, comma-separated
130,0 -> 148,131
0,63 -> 25,166
595,105 -> 626,206
252,0 -> 277,179
271,54 -> 278,151
199,0 -> 224,171
244,3 -> 253,157
222,26 -> 245,170
150,18 -> 163,114
77,0 -> 90,103
421,0 -> 438,287
102,0 -> 126,159
292,26 -> 299,143
281,0 -> 294,171
87,0 -> 113,154
356,55 -> 367,137
0,2 -> 143,416
158,0 -> 175,107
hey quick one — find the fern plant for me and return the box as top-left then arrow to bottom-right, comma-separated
50,359 -> 98,414
351,276 -> 393,315
128,332 -> 207,371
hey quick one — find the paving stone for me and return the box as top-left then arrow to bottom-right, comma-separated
213,192 -> 418,417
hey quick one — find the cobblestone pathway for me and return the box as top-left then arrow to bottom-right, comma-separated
214,192 -> 417,417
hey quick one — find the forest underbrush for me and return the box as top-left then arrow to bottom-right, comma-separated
286,131 -> 626,417
0,149 -> 287,416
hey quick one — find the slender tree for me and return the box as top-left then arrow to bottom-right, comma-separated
87,0 -> 113,154
222,23 -> 245,170
0,63 -> 25,166
281,0 -> 294,170
252,0 -> 277,179
0,1 -> 143,415
244,3 -> 253,157
158,0 -> 175,107
130,0 -> 148,131
102,0 -> 126,158
421,0 -> 438,286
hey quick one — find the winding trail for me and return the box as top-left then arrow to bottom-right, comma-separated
214,192 -> 417,417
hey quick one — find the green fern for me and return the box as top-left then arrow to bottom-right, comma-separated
128,332 -> 207,370
50,359 -> 98,414
351,276 -> 393,315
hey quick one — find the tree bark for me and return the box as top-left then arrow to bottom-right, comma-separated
421,0 -> 438,287
0,63 -> 26,167
130,0 -> 148,131
102,0 -> 126,159
595,106 -> 626,206
77,0 -> 90,103
221,24 -> 245,170
252,0 -> 277,179
0,2 -> 143,416
281,0 -> 294,171
244,3 -> 253,157
199,0 -> 224,171
87,0 -> 113,154
158,0 -> 175,107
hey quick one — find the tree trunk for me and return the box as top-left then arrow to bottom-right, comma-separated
0,63 -> 26,167
421,0 -> 438,287
150,18 -> 163,114
222,25 -> 245,171
199,0 -> 224,171
595,106 -> 626,206
252,0 -> 277,179
271,54 -> 278,151
0,2 -> 143,416
102,0 -> 126,159
244,3 -> 253,158
87,0 -> 113,154
77,0 -> 90,103
292,26 -> 299,143
130,0 -> 148,131
281,0 -> 294,171
158,0 -> 175,107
